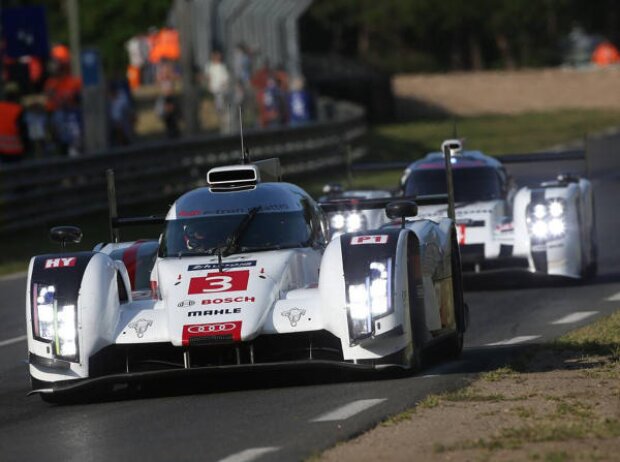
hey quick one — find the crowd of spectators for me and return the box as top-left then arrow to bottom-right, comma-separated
0,29 -> 317,167
203,43 -> 315,133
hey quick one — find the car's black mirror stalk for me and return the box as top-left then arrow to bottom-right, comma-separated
385,201 -> 418,228
50,226 -> 83,249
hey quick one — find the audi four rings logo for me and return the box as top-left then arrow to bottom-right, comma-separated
187,323 -> 237,334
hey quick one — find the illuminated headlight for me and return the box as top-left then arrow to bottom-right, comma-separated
32,284 -> 79,361
548,201 -> 564,218
548,218 -> 565,236
330,213 -> 346,230
531,221 -> 548,239
528,198 -> 566,240
346,213 -> 363,232
347,259 -> 392,343
533,204 -> 547,219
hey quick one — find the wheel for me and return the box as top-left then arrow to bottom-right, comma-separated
446,234 -> 466,359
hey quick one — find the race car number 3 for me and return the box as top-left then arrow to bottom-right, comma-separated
188,270 -> 250,294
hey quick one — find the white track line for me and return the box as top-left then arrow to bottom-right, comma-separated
217,447 -> 280,462
311,398 -> 387,422
0,334 -> 27,348
551,311 -> 598,325
606,291 -> 620,301
485,335 -> 541,346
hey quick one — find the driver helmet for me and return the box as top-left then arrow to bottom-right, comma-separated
183,222 -> 208,250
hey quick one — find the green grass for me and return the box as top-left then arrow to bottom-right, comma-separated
370,109 -> 620,160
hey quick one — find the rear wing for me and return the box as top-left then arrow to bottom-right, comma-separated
319,194 -> 448,213
107,170 -> 165,243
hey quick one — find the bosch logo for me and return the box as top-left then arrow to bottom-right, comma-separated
187,323 -> 237,334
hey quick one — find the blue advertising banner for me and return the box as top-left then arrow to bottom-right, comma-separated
1,6 -> 50,59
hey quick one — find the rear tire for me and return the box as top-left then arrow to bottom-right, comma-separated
447,235 -> 466,359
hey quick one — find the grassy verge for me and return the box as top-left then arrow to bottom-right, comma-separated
343,311 -> 620,462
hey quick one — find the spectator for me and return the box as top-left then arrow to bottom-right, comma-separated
155,59 -> 180,138
205,50 -> 230,112
287,77 -> 313,126
22,94 -> 50,158
44,58 -> 81,113
108,81 -> 134,145
205,50 -> 230,131
51,93 -> 82,157
256,76 -> 281,128
0,82 -> 27,165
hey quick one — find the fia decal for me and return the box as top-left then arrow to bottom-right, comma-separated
44,257 -> 77,269
282,308 -> 306,327
182,321 -> 242,345
351,235 -> 389,245
188,270 -> 250,294
128,318 -> 153,338
177,300 -> 195,308
188,261 -> 256,271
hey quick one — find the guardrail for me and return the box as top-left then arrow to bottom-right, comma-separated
0,101 -> 366,233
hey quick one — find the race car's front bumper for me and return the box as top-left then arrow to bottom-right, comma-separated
29,359 -> 394,400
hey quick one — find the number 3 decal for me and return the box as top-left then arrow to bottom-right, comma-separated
188,270 -> 250,294
200,275 -> 233,292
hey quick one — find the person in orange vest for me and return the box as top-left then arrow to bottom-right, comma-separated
592,40 -> 620,66
0,82 -> 27,165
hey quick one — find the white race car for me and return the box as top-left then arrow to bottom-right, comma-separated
401,140 -> 597,279
26,159 -> 468,401
320,183 -> 392,238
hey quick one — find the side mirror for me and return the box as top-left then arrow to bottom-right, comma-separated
386,200 -> 418,228
50,226 -> 83,248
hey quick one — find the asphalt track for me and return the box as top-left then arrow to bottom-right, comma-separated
1,134 -> 620,462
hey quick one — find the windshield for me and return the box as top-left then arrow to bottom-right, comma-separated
159,211 -> 313,257
404,167 -> 503,202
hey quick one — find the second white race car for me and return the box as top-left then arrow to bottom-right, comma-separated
400,139 -> 597,279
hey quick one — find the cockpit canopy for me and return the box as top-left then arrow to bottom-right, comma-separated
159,183 -> 327,257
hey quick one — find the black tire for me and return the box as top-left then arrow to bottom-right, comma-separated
446,234 -> 466,359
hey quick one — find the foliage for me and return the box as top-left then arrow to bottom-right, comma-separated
6,0 -> 171,73
304,0 -> 620,72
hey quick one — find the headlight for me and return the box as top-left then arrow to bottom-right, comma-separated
330,213 -> 346,230
346,213 -> 363,232
533,204 -> 547,219
329,212 -> 367,234
32,283 -> 79,361
548,218 -> 565,236
527,198 -> 566,241
531,221 -> 548,239
548,201 -> 564,218
347,259 -> 392,343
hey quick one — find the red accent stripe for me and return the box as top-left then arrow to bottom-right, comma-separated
122,241 -> 145,290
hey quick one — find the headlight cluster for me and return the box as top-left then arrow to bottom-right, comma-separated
527,199 -> 566,240
330,212 -> 367,234
347,260 -> 392,343
32,283 -> 79,361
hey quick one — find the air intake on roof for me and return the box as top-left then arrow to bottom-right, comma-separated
207,165 -> 260,189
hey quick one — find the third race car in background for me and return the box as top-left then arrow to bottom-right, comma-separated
339,139 -> 597,280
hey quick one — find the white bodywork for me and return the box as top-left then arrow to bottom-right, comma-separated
414,176 -> 595,278
26,168 -> 464,390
